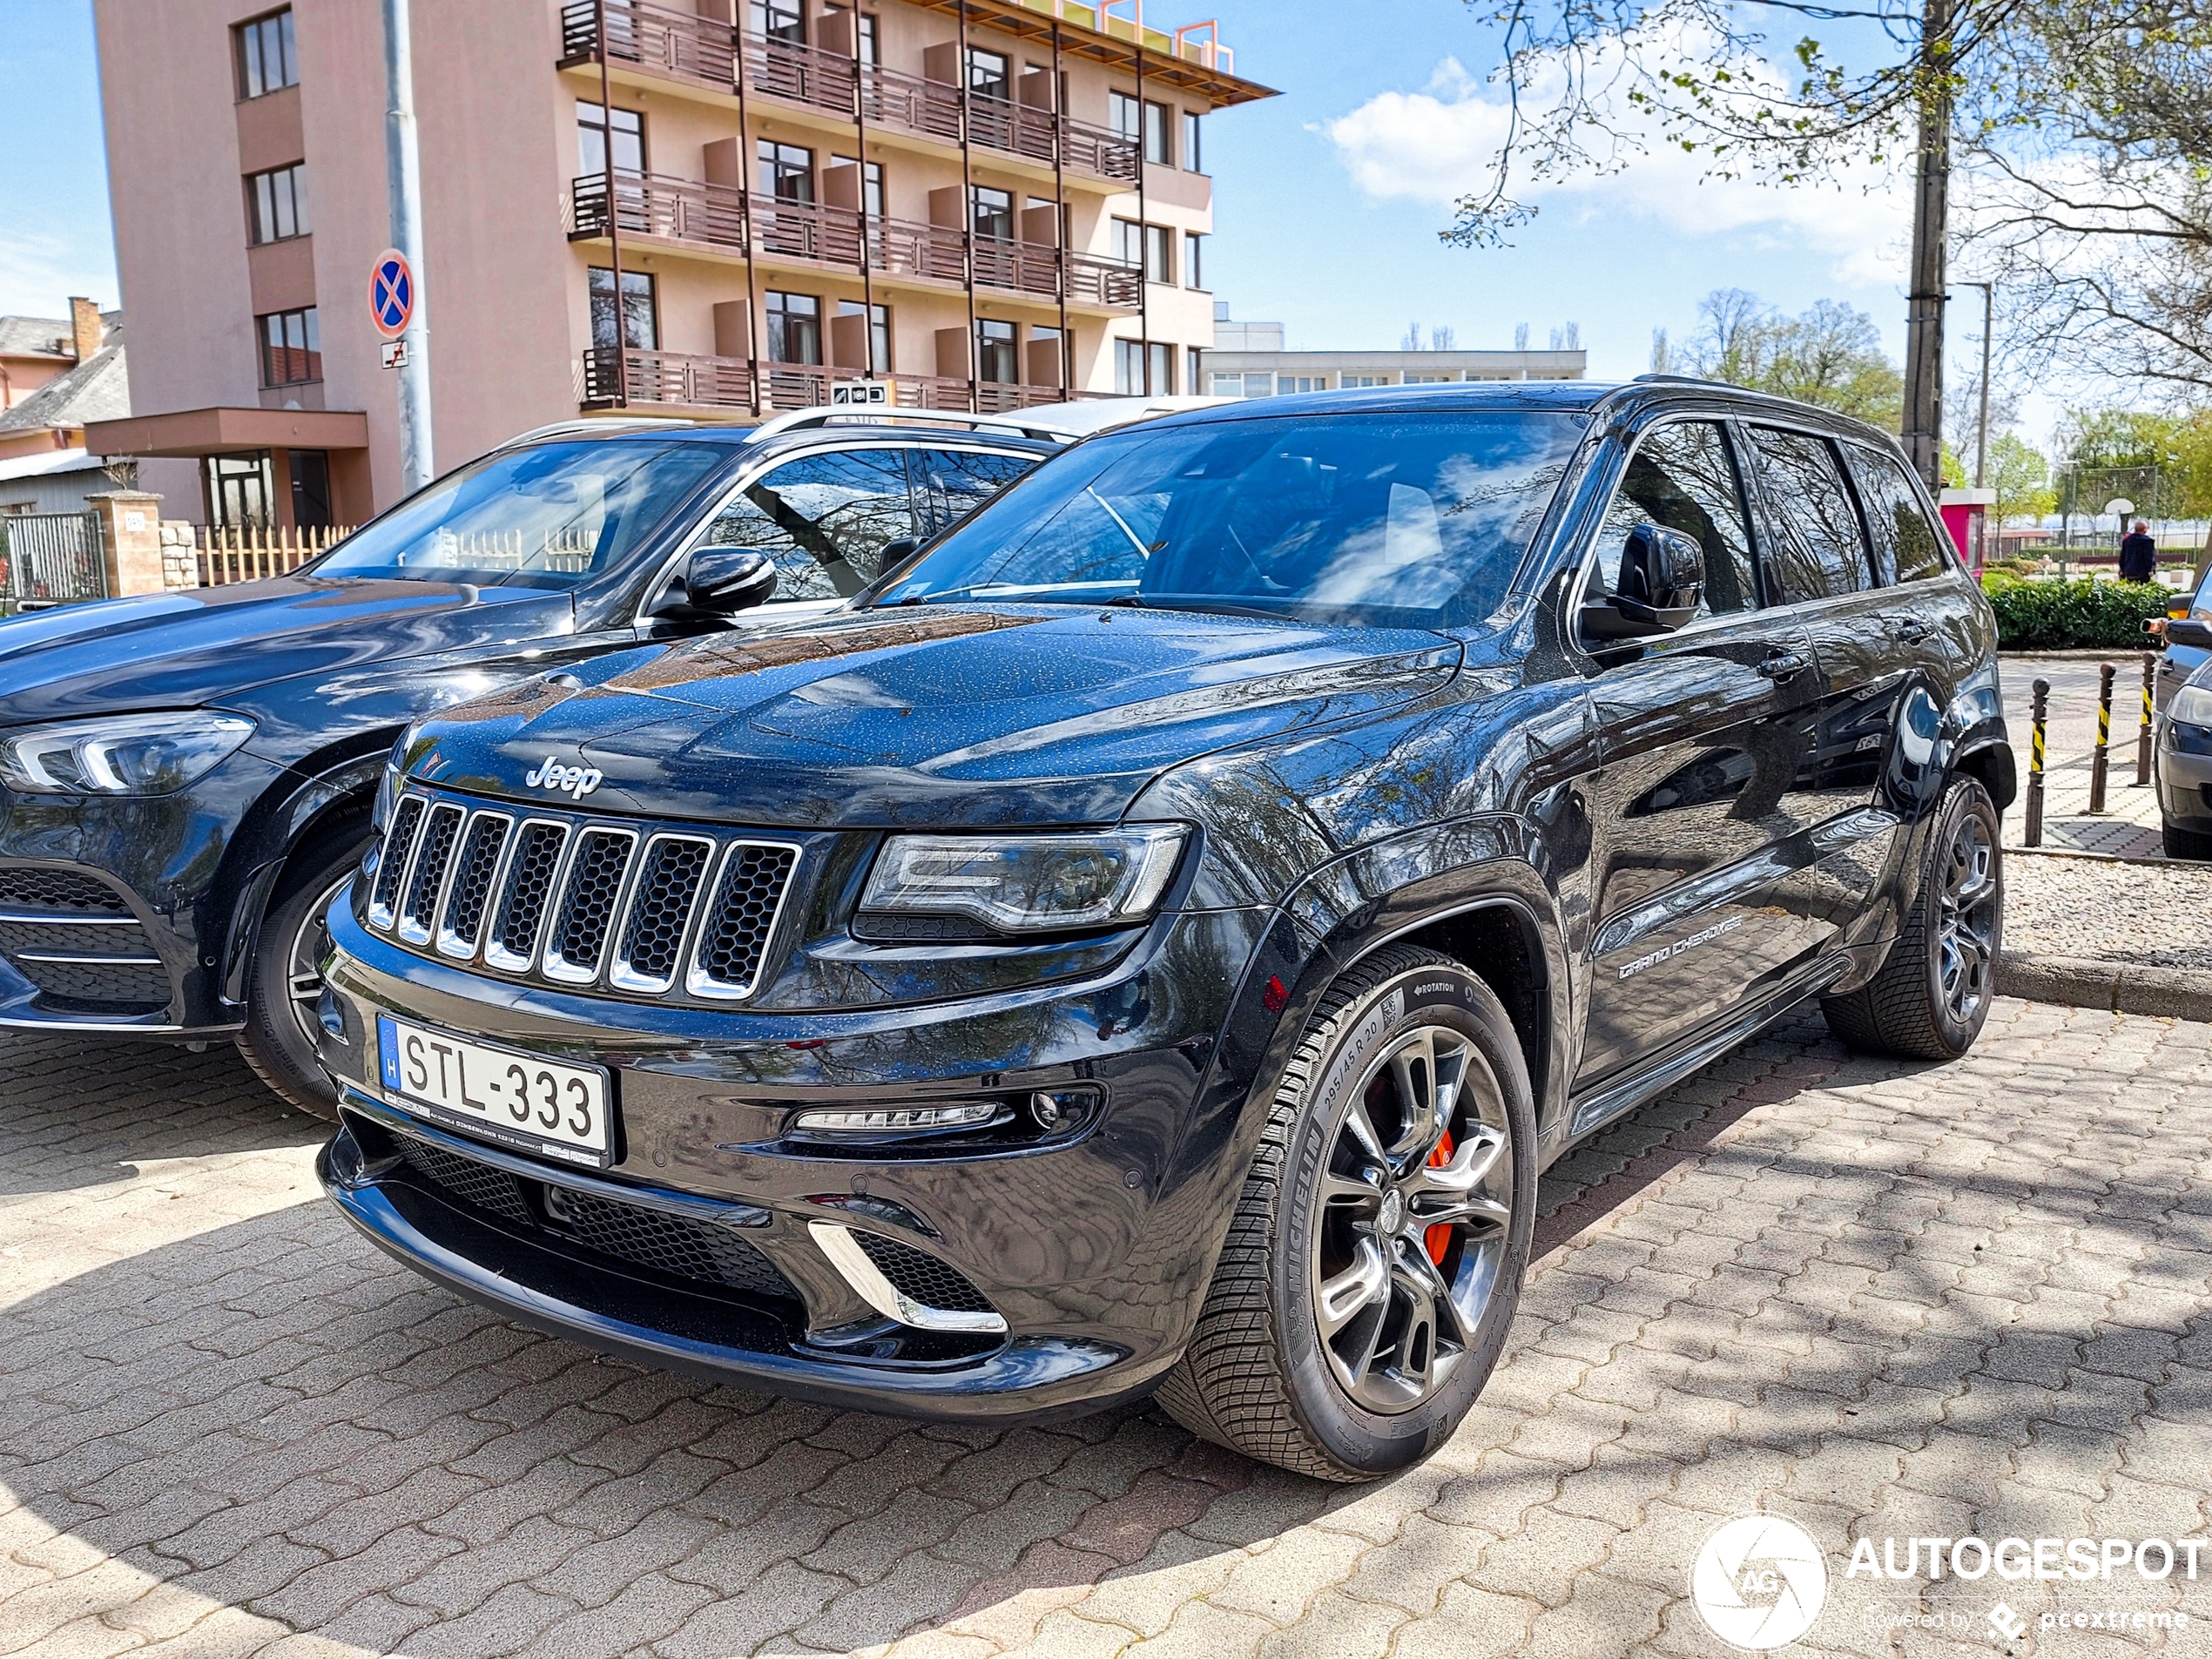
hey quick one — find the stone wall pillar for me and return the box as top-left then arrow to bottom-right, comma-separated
158,523 -> 201,590
85,492 -> 166,597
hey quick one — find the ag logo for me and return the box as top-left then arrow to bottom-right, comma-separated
524,755 -> 603,799
1690,1514 -> 1828,1650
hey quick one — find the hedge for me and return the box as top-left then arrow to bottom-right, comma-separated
1979,576 -> 2171,651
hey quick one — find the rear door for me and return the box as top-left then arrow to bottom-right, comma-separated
1575,418 -> 1824,1086
1738,425 -> 1913,947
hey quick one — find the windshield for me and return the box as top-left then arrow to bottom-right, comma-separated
312,440 -> 727,589
871,411 -> 1588,627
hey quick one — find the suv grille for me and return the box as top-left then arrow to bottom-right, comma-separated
368,789 -> 799,1002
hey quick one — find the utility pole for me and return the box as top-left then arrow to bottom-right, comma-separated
1900,0 -> 1952,489
381,0 -> 433,490
1958,280 -> 1994,489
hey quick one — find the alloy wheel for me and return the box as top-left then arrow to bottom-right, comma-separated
285,873 -> 353,1048
1309,1023 -> 1515,1414
1936,812 -> 1999,1024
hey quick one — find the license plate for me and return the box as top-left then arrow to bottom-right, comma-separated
375,1014 -> 613,1167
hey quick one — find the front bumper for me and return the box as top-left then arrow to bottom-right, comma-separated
314,895 -> 1271,1419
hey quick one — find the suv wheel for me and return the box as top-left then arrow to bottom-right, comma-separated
2161,818 -> 2212,860
235,815 -> 372,1120
1821,776 -> 2002,1061
1156,947 -> 1537,1481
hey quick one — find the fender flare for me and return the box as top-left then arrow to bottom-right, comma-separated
219,750 -> 391,1008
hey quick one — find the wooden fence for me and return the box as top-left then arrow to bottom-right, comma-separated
196,523 -> 356,586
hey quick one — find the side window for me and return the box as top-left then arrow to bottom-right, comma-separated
1743,427 -> 1873,604
917,447 -> 1038,533
698,448 -> 916,600
1590,421 -> 1758,617
1844,444 -> 1952,583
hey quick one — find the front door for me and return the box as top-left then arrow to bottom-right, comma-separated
1573,418 -> 1827,1086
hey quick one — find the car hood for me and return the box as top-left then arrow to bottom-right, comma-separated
0,577 -> 570,726
408,605 -> 1462,827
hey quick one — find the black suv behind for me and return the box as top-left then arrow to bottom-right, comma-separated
314,381 -> 2011,1480
0,412 -> 1048,1112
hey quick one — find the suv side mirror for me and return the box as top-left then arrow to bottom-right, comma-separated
683,547 -> 779,615
2166,617 -> 2212,651
1581,524 -> 1705,642
880,537 -> 920,565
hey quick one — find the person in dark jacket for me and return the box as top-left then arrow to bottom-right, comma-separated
2120,520 -> 2159,582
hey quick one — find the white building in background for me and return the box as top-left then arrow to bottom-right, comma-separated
1204,303 -> 1585,395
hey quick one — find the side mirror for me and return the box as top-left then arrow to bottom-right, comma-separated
683,547 -> 779,615
880,536 -> 921,565
1581,524 -> 1705,642
2167,617 -> 2212,651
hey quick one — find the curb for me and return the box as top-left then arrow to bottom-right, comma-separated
1997,949 -> 2212,1022
2000,649 -> 2168,662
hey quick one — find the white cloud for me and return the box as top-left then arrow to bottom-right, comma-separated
1321,55 -> 1911,289
0,229 -> 119,319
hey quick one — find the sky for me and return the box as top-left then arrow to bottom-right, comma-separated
0,0 -> 2040,437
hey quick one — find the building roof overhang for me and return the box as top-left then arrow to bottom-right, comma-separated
905,0 -> 1277,106
84,406 -> 370,458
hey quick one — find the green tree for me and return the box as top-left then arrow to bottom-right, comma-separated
1683,290 -> 1904,428
1986,433 -> 2054,523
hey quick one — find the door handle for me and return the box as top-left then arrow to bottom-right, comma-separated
1887,615 -> 1934,643
1757,649 -> 1807,682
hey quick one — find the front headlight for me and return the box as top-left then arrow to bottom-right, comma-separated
2171,683 -> 2212,731
0,711 -> 256,795
859,826 -> 1188,934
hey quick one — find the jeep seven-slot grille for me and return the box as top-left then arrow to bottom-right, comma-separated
368,790 -> 799,1003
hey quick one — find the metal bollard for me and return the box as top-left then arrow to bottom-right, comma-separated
2089,661 -> 2114,814
2025,678 -> 2048,846
2135,651 -> 2155,786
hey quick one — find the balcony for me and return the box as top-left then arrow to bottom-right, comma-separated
570,174 -> 1142,309
580,347 -> 1092,416
561,1 -> 1142,184
582,347 -> 757,409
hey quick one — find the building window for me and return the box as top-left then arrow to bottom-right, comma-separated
1341,374 -> 1392,387
203,453 -> 274,529
758,140 -> 814,201
971,185 -> 1014,242
246,162 -> 310,245
1184,111 -> 1203,172
588,267 -> 657,350
1112,217 -> 1141,268
830,156 -> 885,216
1143,224 -> 1173,283
840,300 -> 891,374
1109,91 -> 1139,142
1278,375 -> 1325,394
1187,345 -> 1203,389
967,47 -> 1009,102
753,0 -> 804,44
975,319 -> 1018,384
822,3 -> 878,64
577,102 -> 644,177
1143,101 -> 1172,165
1114,339 -> 1143,395
257,306 -> 320,386
765,291 -> 821,363
234,8 -> 297,99
1183,231 -> 1204,289
1148,341 -> 1174,395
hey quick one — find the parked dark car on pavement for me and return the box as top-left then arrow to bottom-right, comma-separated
2155,619 -> 2212,859
0,408 -> 1059,1113
314,380 -> 2012,1480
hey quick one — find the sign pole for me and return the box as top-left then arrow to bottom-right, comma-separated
381,0 -> 433,491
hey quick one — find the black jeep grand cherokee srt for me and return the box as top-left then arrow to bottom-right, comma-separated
314,381 -> 2012,1481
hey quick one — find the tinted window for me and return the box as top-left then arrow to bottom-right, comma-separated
916,448 -> 1037,532
1844,444 -> 1952,583
1744,428 -> 1873,603
699,448 -> 917,600
1591,421 -> 1758,617
313,440 -> 725,590
877,412 -> 1586,627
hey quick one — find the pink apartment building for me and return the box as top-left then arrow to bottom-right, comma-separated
85,0 -> 1271,529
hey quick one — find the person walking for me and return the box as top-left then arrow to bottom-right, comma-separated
2119,519 -> 2159,583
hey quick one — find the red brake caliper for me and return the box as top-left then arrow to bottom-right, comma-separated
1424,1130 -> 1454,1265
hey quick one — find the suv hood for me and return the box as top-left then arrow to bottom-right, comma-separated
0,577 -> 568,725
408,606 -> 1461,827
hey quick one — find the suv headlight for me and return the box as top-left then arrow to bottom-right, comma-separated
2171,683 -> 2212,731
0,711 -> 256,795
859,826 -> 1188,934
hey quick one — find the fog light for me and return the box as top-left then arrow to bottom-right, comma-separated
1030,1088 -> 1098,1133
317,988 -> 347,1042
792,1103 -> 997,1136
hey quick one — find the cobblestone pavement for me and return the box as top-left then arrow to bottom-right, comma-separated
3,1002 -> 2210,1659
2001,658 -> 2168,859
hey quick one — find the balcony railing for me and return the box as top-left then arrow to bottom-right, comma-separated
580,349 -> 1096,416
582,346 -> 755,409
562,3 -> 1143,183
570,175 -> 1143,309
559,0 -> 734,92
